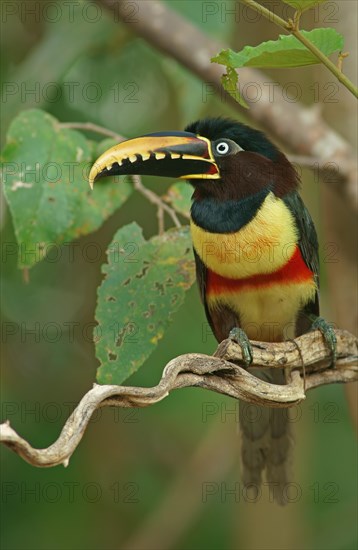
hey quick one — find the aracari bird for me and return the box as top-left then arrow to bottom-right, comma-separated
89,118 -> 335,505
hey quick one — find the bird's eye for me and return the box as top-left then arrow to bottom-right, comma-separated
215,141 -> 230,155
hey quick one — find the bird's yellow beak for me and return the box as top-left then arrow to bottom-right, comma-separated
88,131 -> 220,189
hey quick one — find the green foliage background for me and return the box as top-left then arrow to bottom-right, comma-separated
1,2 -> 356,549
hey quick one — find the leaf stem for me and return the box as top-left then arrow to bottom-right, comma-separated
241,0 -> 288,28
58,121 -> 124,141
157,205 -> 165,235
290,27 -> 357,97
131,175 -> 181,228
240,0 -> 358,98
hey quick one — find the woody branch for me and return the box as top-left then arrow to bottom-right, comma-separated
0,329 -> 357,468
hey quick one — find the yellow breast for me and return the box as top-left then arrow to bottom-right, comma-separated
190,192 -> 298,279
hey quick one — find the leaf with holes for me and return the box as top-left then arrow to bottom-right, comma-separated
212,28 -> 343,69
1,109 -> 132,268
95,223 -> 196,384
221,67 -> 249,109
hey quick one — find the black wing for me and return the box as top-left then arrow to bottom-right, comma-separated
193,247 -> 214,332
283,192 -> 320,334
193,248 -> 240,343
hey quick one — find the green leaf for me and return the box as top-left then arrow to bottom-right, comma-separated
164,182 -> 192,218
212,28 -> 344,69
95,223 -> 196,385
221,67 -> 249,109
1,109 -> 132,268
281,0 -> 327,12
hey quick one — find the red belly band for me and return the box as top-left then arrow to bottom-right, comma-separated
207,246 -> 314,295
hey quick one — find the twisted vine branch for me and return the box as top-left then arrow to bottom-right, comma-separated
1,329 -> 357,468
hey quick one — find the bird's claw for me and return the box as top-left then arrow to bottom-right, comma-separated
229,327 -> 253,367
310,315 -> 337,367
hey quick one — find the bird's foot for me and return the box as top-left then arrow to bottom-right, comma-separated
229,327 -> 253,368
309,315 -> 337,367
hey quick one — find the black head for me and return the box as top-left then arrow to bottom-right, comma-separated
89,117 -> 299,202
185,117 -> 280,160
184,117 -> 299,201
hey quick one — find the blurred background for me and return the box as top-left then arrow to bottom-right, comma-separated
1,1 -> 357,549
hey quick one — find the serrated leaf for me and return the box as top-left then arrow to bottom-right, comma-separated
221,67 -> 249,109
212,28 -> 344,69
95,223 -> 196,385
282,0 -> 327,12
1,109 -> 132,268
164,182 -> 192,218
